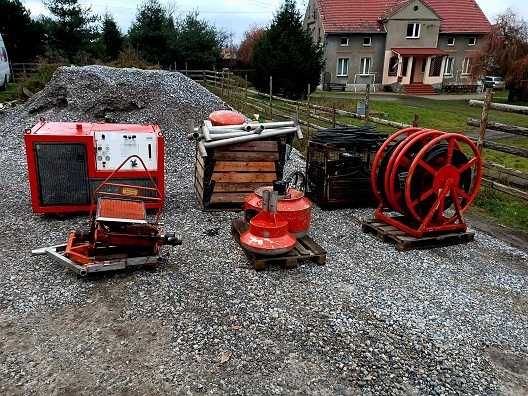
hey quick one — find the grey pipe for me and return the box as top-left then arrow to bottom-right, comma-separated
208,121 -> 295,132
202,127 -> 298,151
198,141 -> 208,157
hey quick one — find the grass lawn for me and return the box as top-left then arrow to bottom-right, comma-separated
471,187 -> 528,233
0,82 -> 18,103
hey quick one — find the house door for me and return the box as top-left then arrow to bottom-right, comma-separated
411,57 -> 425,83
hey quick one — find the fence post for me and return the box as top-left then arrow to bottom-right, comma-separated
213,66 -> 217,87
478,87 -> 493,153
412,113 -> 419,127
245,73 -> 248,100
22,63 -> 27,79
365,83 -> 370,121
332,104 -> 336,128
269,76 -> 273,120
221,69 -> 225,97
307,83 -> 311,135
185,62 -> 188,76
202,70 -> 206,84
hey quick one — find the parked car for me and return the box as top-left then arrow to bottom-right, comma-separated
0,33 -> 10,91
483,76 -> 506,90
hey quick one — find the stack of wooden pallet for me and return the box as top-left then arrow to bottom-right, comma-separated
194,138 -> 290,210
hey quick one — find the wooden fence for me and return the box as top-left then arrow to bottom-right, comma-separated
185,70 -> 527,202
469,90 -> 528,201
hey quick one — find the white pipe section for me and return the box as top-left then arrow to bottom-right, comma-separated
202,127 -> 298,151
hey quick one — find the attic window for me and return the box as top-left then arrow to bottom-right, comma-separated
363,37 -> 372,47
340,37 -> 349,46
406,23 -> 420,39
468,37 -> 477,46
447,37 -> 455,46
413,5 -> 419,11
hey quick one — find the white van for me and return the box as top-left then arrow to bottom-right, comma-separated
0,33 -> 11,91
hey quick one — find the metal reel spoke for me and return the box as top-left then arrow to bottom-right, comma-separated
417,159 -> 437,176
458,157 -> 477,173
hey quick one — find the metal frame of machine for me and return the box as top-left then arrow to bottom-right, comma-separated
24,120 -> 165,214
32,155 -> 180,276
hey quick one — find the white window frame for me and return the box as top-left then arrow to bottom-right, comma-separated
340,37 -> 349,46
406,23 -> 421,39
462,57 -> 471,75
468,37 -> 477,46
337,58 -> 349,77
444,57 -> 454,76
360,57 -> 372,75
447,37 -> 455,46
363,37 -> 372,47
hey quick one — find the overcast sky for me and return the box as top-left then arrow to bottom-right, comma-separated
22,0 -> 528,43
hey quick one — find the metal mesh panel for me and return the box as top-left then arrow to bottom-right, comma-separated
35,143 -> 90,205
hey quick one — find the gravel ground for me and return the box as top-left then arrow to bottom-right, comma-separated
0,66 -> 527,395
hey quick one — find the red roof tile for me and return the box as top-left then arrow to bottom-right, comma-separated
317,0 -> 492,34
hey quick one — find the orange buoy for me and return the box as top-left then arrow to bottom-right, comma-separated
208,110 -> 246,126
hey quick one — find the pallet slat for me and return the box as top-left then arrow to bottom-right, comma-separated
213,182 -> 270,192
231,218 -> 326,270
362,219 -> 475,251
211,172 -> 277,183
214,151 -> 280,161
216,141 -> 279,152
214,161 -> 276,172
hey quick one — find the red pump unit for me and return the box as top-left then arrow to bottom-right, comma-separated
370,127 -> 483,237
24,120 -> 164,214
244,178 -> 312,238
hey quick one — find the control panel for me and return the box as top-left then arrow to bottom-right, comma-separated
94,131 -> 158,171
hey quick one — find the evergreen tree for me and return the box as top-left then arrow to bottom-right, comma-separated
251,0 -> 324,99
44,0 -> 98,62
174,12 -> 226,69
101,13 -> 123,61
128,0 -> 176,66
0,0 -> 45,61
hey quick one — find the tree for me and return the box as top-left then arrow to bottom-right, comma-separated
477,10 -> 528,102
128,0 -> 176,66
238,26 -> 265,66
0,0 -> 45,61
100,13 -> 123,61
174,12 -> 227,69
251,0 -> 324,99
44,0 -> 98,62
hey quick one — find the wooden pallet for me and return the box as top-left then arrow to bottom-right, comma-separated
362,218 -> 475,251
231,218 -> 326,270
195,138 -> 291,211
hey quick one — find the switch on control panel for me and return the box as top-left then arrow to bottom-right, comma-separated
94,131 -> 157,171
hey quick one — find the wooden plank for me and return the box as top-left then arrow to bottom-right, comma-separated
213,182 -> 269,192
467,118 -> 528,137
482,141 -> 528,158
484,162 -> 528,182
482,178 -> 528,201
214,151 -> 280,161
211,172 -> 277,183
469,100 -> 528,115
216,141 -> 279,152
195,160 -> 205,181
214,161 -> 276,172
210,193 -> 248,204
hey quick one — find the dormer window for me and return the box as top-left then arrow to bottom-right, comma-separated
406,23 -> 421,39
363,37 -> 372,47
447,37 -> 455,46
468,37 -> 477,46
340,37 -> 349,46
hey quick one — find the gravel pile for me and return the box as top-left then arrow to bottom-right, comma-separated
0,66 -> 527,394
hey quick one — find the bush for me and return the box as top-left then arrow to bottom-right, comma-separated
17,63 -> 59,98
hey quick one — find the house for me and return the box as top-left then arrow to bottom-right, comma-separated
303,0 -> 492,94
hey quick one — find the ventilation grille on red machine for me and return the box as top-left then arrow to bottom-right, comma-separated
35,143 -> 90,205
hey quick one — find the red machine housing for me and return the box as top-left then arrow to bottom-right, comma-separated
24,121 -> 164,214
208,110 -> 246,126
240,211 -> 297,255
244,183 -> 312,238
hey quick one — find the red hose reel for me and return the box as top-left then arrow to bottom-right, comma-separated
371,128 -> 483,237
